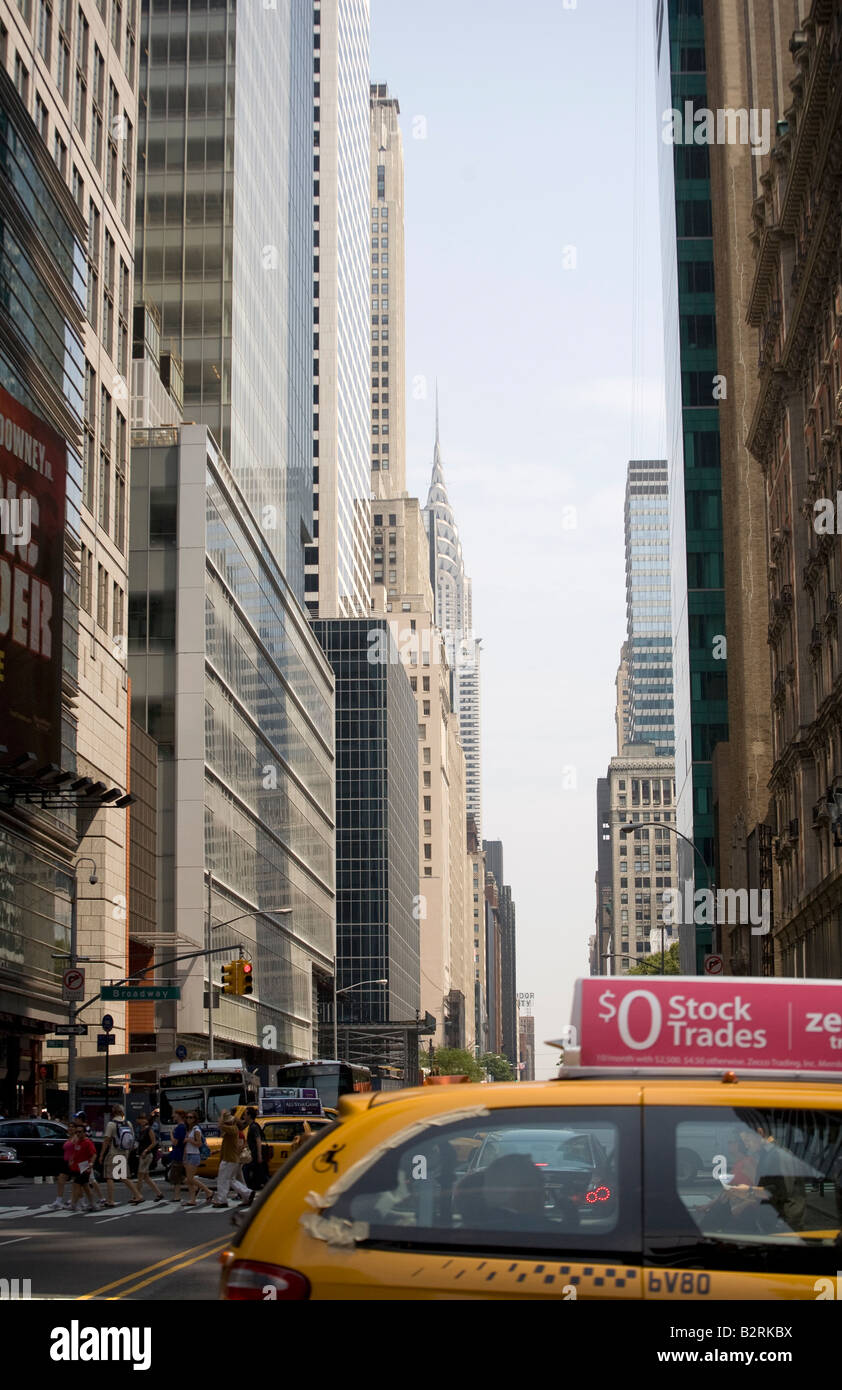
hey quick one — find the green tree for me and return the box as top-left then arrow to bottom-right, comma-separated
479,1052 -> 515,1081
419,1047 -> 485,1082
627,940 -> 681,975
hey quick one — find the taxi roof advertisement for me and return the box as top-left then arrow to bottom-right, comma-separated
0,384 -> 67,766
573,977 -> 842,1072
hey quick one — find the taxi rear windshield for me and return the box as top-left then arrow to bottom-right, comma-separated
328,1107 -> 641,1259
644,1105 -> 842,1274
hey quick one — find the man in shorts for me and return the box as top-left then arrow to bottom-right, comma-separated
100,1105 -> 143,1206
65,1122 -> 98,1212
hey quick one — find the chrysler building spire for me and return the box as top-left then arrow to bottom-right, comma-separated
423,398 -> 482,837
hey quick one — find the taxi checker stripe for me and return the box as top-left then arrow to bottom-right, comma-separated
78,1233 -> 229,1300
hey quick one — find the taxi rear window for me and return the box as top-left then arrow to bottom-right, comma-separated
328,1107 -> 640,1260
644,1105 -> 842,1275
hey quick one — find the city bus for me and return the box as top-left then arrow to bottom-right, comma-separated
157,1060 -> 260,1138
276,1060 -> 372,1110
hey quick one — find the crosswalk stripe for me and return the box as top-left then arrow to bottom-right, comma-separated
0,1200 -> 235,1222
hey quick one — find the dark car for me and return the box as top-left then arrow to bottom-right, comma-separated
465,1126 -> 617,1228
0,1144 -> 23,1179
0,1120 -> 69,1175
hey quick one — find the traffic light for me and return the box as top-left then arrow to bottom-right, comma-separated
221,961 -> 238,995
241,960 -> 254,996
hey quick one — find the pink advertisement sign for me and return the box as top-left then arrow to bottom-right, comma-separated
572,977 -> 842,1072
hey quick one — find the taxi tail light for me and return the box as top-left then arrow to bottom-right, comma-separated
223,1261 -> 311,1301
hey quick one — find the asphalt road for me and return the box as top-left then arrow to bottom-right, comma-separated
0,1173 -> 243,1300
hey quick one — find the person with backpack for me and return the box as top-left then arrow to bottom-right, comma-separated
136,1113 -> 167,1202
182,1111 -> 213,1206
243,1106 -> 269,1192
100,1105 -> 143,1206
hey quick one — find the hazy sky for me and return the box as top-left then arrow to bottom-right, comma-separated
371,0 -> 668,1076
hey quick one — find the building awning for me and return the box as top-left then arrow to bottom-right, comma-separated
74,1050 -> 175,1079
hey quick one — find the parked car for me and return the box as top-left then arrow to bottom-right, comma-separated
0,1143 -> 23,1179
0,1120 -> 68,1175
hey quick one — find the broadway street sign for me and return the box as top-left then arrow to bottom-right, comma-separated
100,986 -> 181,1002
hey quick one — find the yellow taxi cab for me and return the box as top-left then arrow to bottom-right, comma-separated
219,977 -> 842,1300
198,1113 -> 334,1180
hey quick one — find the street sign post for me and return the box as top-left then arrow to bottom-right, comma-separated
175,1044 -> 187,1061
98,1022 -> 116,1104
101,986 -> 181,1001
53,1023 -> 88,1036
703,954 -> 725,976
61,967 -> 86,1002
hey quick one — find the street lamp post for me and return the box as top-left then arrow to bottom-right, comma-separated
67,858 -> 98,1119
619,821 -> 715,958
333,978 -> 388,1061
601,945 -> 665,976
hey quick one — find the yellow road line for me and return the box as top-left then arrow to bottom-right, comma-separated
103,1239 -> 230,1300
79,1234 -> 229,1300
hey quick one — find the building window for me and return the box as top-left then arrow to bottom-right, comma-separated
96,563 -> 108,631
80,545 -> 92,613
14,54 -> 30,105
424,844 -> 432,860
37,0 -> 52,60
56,35 -> 70,101
53,130 -> 67,176
35,93 -> 49,140
112,581 -> 123,644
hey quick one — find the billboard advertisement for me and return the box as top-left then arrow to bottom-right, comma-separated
569,977 -> 842,1074
0,385 -> 67,766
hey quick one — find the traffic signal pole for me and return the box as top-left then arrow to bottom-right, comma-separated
207,871 -> 214,1062
67,877 -> 78,1119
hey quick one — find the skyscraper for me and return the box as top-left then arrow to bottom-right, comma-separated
307,0 -> 372,619
131,0 -> 339,1061
2,0 -> 138,1086
136,0 -> 313,597
483,840 -> 517,1069
369,81 -> 406,498
424,405 -> 483,839
624,459 -> 674,755
313,618 -> 420,1068
655,0 -> 728,970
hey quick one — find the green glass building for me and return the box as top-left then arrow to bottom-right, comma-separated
655,0 -> 728,970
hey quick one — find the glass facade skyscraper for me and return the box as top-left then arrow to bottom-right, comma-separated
307,0 -> 372,619
129,425 -> 336,1062
136,0 -> 313,599
625,459 -> 674,755
313,620 -> 420,1028
655,0 -> 727,969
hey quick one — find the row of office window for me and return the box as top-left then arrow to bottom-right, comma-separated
79,543 -> 124,644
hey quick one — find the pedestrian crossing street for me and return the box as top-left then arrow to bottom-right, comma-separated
0,1199 -> 237,1223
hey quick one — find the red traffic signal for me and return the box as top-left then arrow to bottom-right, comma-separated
242,961 -> 254,996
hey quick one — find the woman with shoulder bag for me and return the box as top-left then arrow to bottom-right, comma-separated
182,1111 -> 213,1206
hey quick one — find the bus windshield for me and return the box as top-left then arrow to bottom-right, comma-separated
158,1065 -> 259,1125
278,1063 -> 371,1109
